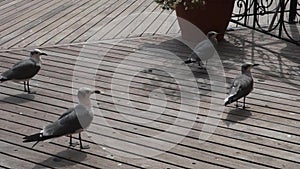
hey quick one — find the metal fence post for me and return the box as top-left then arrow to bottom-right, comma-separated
289,0 -> 297,24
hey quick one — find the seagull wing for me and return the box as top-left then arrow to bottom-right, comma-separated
58,107 -> 75,120
23,105 -> 93,143
1,58 -> 40,80
228,77 -> 242,96
225,74 -> 253,105
43,105 -> 91,137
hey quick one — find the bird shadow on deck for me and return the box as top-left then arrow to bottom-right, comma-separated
223,108 -> 252,127
32,149 -> 87,169
0,93 -> 35,104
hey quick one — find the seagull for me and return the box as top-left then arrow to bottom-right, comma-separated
0,49 -> 47,93
23,87 -> 102,149
184,31 -> 219,69
224,63 -> 259,109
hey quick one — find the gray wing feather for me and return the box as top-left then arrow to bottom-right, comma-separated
58,107 -> 75,120
188,39 -> 215,62
229,74 -> 253,101
1,58 -> 40,80
43,105 -> 92,137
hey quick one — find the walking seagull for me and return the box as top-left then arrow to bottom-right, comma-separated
23,87 -> 102,149
0,49 -> 47,93
224,63 -> 259,109
184,31 -> 219,69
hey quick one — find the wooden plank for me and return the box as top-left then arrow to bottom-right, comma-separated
57,0 -> 120,44
127,2 -> 160,38
69,0 -> 129,43
0,152 -> 47,169
167,18 -> 180,35
1,0 -> 80,49
26,1 -> 98,48
114,0 -> 156,39
0,0 -> 31,16
144,10 -> 173,36
86,0 -> 140,41
16,0 -> 90,49
156,11 -> 177,35
41,0 -> 112,46
0,0 -> 60,41
100,0 -> 151,40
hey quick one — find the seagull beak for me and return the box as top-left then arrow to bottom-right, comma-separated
40,53 -> 48,56
252,63 -> 259,67
94,90 -> 102,94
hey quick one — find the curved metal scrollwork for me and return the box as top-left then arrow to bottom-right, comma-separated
231,0 -> 299,45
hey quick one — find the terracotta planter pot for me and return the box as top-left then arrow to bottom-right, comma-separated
175,0 -> 235,41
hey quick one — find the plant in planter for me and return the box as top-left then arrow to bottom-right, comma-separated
155,0 -> 206,10
154,0 -> 235,41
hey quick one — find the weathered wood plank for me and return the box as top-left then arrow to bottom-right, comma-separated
2,0 -> 81,49
0,0 -> 32,17
41,0 -> 111,46
0,0 -> 62,46
16,0 -> 89,48
100,0 -> 151,40
57,0 -> 120,44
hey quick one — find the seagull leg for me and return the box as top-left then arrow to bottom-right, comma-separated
23,81 -> 27,92
79,133 -> 89,149
26,81 -> 31,93
69,135 -> 78,147
242,97 -> 246,109
235,101 -> 239,108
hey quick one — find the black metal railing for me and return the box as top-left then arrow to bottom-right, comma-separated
231,0 -> 299,45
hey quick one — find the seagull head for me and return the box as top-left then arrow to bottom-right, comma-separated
207,31 -> 220,44
77,87 -> 102,106
241,63 -> 259,74
78,87 -> 101,98
30,49 -> 47,56
30,49 -> 47,63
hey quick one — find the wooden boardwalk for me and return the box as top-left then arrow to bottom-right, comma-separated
1,0 -> 300,169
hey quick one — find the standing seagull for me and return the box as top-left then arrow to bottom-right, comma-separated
0,49 -> 47,93
184,31 -> 219,69
224,63 -> 259,109
23,87 -> 102,149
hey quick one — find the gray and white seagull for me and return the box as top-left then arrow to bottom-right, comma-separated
224,63 -> 259,109
184,31 -> 219,69
23,87 -> 102,149
0,49 -> 47,93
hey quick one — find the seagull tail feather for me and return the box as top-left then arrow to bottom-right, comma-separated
224,95 -> 234,106
0,77 -> 8,83
23,133 -> 53,143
